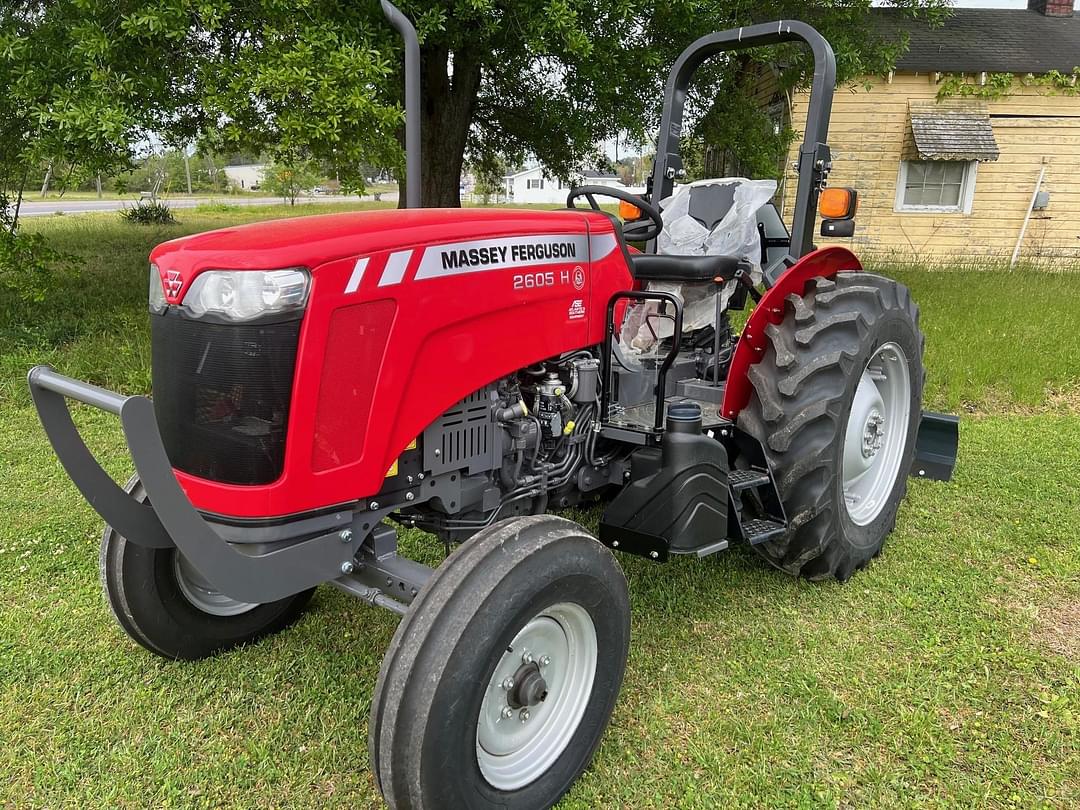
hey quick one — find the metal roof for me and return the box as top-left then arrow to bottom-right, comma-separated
876,9 -> 1080,74
907,101 -> 1000,162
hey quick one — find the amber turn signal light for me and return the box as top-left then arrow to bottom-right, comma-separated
618,199 -> 642,221
819,187 -> 858,220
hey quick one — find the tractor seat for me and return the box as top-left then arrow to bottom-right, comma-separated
629,253 -> 743,283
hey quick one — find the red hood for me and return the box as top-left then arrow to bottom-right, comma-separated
149,207 -> 610,305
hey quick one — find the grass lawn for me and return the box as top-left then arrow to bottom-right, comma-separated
1,206 -> 1077,808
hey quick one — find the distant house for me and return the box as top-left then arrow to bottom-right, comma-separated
760,1 -> 1080,262
504,165 -> 624,204
223,164 -> 267,191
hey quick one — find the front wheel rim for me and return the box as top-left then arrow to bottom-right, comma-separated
842,342 -> 912,526
172,552 -> 260,616
476,602 -> 598,791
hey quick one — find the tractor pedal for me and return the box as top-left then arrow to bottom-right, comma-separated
727,468 -> 772,492
741,518 -> 787,546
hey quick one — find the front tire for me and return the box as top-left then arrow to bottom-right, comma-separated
738,272 -> 925,581
369,515 -> 630,810
99,476 -> 314,660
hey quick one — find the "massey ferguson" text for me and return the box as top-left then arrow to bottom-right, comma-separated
440,240 -> 577,270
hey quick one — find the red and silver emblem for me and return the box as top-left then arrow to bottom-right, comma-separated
164,270 -> 183,298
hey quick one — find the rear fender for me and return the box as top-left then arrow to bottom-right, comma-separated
721,246 -> 861,420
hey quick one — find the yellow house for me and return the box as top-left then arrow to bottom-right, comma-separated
773,1 -> 1080,263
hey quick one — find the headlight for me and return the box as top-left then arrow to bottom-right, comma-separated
149,264 -> 167,314
183,268 -> 310,321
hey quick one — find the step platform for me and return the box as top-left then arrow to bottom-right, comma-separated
601,396 -> 728,445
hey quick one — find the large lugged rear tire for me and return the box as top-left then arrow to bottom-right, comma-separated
99,476 -> 315,660
369,515 -> 630,810
737,272 -> 925,581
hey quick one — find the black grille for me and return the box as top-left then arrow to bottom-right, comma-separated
151,312 -> 301,485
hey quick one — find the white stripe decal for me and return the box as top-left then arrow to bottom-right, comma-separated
414,233 -> 590,280
344,257 -> 368,293
378,250 -> 412,287
588,233 -> 619,262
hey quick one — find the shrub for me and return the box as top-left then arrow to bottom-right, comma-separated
120,200 -> 176,225
0,228 -> 74,303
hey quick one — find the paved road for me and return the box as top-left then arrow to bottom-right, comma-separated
18,193 -> 396,217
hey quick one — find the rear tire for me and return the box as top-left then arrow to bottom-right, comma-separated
369,515 -> 630,810
737,273 -> 924,581
99,476 -> 315,660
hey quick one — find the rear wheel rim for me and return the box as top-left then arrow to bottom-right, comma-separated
476,601 -> 598,791
172,551 -> 260,616
842,342 -> 911,526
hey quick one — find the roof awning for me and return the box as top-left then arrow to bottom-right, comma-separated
907,101 -> 1000,162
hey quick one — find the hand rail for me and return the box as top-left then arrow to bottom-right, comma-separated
601,290 -> 684,432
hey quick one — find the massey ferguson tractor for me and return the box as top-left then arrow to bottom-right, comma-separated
29,4 -> 957,808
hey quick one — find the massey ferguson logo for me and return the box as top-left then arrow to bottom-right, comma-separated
164,270 -> 183,298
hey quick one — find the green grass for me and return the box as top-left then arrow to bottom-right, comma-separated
1,208 -> 1078,808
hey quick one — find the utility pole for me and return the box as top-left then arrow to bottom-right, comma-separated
96,175 -> 103,199
184,151 -> 193,195
40,161 -> 53,198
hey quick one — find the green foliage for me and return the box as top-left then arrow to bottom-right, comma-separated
119,200 -> 176,225
0,192 -> 73,301
683,83 -> 796,182
0,226 -> 71,302
185,0 -> 953,203
261,161 -> 324,206
0,2 -> 210,209
195,4 -> 402,194
1,0 -> 955,214
937,68 -> 1080,101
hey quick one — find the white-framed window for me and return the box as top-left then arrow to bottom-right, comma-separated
526,178 -> 544,190
895,159 -> 977,213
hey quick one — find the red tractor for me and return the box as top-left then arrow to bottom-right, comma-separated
29,5 -> 957,808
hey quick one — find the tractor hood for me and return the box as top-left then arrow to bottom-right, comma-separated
149,207 -> 608,305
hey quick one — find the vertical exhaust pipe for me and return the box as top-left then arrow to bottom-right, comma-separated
380,0 -> 421,208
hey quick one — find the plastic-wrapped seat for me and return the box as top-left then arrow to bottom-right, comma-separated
622,178 -> 777,350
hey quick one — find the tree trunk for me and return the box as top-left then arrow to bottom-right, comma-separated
399,46 -> 482,208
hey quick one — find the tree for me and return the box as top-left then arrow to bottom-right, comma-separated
207,1 -> 950,207
2,1 -> 951,222
0,2 -> 211,229
261,161 -> 323,206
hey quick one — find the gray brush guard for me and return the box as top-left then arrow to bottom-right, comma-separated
27,365 -> 363,604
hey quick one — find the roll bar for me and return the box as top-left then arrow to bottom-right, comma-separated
380,0 -> 421,208
650,20 -> 837,264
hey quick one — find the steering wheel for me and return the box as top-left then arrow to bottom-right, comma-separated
566,184 -> 664,243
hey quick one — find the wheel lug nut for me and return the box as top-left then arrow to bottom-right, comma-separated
519,709 -> 530,723
501,706 -> 514,720
501,677 -> 514,690
539,655 -> 550,667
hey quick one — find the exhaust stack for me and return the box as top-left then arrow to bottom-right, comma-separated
380,0 -> 421,208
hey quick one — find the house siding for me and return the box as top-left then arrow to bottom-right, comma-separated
779,73 -> 1080,262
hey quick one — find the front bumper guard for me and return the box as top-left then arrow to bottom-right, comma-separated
28,365 -> 355,604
